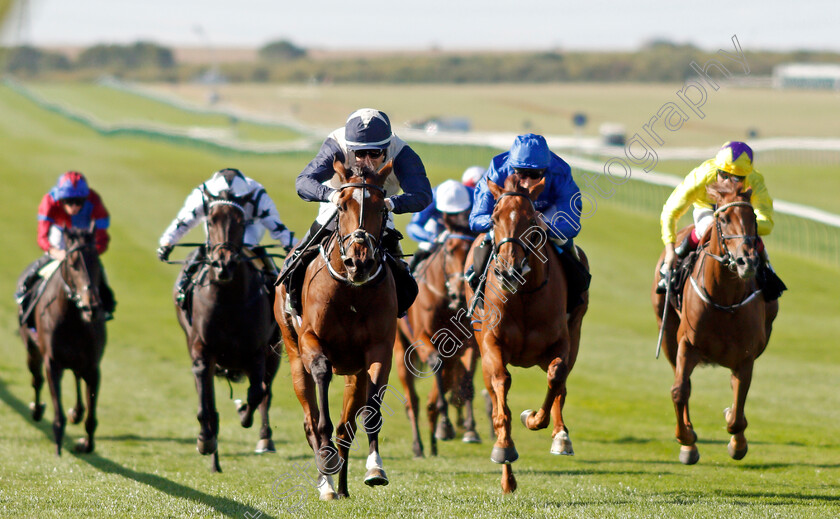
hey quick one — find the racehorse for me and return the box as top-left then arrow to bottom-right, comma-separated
174,188 -> 281,472
275,160 -> 398,500
394,226 -> 481,458
465,174 -> 589,493
652,182 -> 778,464
18,226 -> 106,455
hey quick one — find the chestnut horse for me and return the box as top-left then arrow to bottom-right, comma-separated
174,188 -> 281,472
652,183 -> 778,464
465,175 -> 589,493
18,227 -> 106,455
394,227 -> 481,458
275,161 -> 397,500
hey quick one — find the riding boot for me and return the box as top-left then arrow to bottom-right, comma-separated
15,255 -> 52,304
657,233 -> 696,294
756,248 -> 787,301
553,238 -> 591,311
98,264 -> 116,320
466,235 -> 492,292
176,247 -> 205,309
252,246 -> 279,299
381,228 -> 418,318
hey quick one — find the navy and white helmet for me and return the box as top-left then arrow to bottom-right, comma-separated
344,108 -> 392,151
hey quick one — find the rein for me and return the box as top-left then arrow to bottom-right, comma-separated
689,200 -> 761,313
58,241 -> 101,314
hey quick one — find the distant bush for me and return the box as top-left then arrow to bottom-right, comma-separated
77,42 -> 174,69
258,40 -> 306,62
3,46 -> 71,74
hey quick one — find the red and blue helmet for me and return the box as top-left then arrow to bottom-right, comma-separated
51,171 -> 90,200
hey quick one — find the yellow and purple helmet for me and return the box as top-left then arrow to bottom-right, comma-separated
713,141 -> 754,177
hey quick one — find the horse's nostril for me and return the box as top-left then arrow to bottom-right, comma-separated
363,259 -> 375,270
343,258 -> 354,268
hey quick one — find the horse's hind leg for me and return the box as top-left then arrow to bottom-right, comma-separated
255,347 -> 280,453
23,332 -> 45,422
672,340 -> 700,464
67,374 -> 85,425
458,344 -> 481,444
75,368 -> 99,453
192,355 -> 222,472
394,331 -> 424,458
725,359 -> 754,460
44,359 -> 66,456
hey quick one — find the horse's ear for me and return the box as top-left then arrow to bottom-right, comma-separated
487,180 -> 503,200
334,159 -> 350,183
372,160 -> 394,186
740,188 -> 753,201
528,178 -> 546,201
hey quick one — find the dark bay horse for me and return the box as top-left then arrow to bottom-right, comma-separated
275,160 -> 397,500
394,227 -> 481,458
652,183 -> 778,464
175,188 -> 281,472
465,175 -> 589,493
18,227 -> 106,455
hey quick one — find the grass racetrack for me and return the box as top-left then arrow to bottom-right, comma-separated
0,83 -> 838,518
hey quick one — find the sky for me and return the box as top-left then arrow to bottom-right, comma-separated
2,0 -> 839,52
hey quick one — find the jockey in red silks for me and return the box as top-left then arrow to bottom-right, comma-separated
16,171 -> 116,320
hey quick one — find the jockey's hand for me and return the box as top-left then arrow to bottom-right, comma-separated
49,248 -> 66,261
663,243 -> 676,270
156,245 -> 173,262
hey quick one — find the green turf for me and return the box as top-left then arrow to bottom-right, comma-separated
24,82 -> 302,143
0,84 -> 838,518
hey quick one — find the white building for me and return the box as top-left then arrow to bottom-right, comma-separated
773,64 -> 840,90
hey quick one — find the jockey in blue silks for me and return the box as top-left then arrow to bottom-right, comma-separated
467,133 -> 590,309
406,178 -> 475,271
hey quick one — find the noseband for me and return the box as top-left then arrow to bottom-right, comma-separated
205,198 -> 246,269
59,241 -> 100,314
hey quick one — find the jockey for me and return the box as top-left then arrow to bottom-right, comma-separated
407,175 -> 476,271
280,108 -> 433,318
156,168 -> 297,305
461,165 -> 486,190
657,141 -> 785,299
468,133 -> 590,308
15,171 -> 116,321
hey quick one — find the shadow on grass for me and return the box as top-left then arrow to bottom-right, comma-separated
659,489 -> 840,506
0,378 -> 275,519
97,434 -> 194,444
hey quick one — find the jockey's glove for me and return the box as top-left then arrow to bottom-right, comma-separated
328,190 -> 341,206
384,198 -> 395,212
156,245 -> 173,262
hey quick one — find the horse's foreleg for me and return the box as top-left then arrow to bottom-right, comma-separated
308,349 -> 340,476
256,348 -> 280,454
482,348 -> 517,466
75,368 -> 99,453
362,352 -> 393,488
672,339 -> 700,465
44,359 -> 66,456
333,374 -> 366,499
394,333 -> 424,458
24,334 -> 45,422
192,355 -> 221,472
239,355 -> 266,429
430,354 -> 455,445
523,356 -> 567,432
67,374 -> 85,425
725,359 -> 754,460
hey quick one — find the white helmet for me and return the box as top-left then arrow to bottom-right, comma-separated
435,180 -> 472,213
461,165 -> 485,188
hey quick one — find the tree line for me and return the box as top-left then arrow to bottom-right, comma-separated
2,40 -> 838,83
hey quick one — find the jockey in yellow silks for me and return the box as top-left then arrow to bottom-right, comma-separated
657,141 -> 785,299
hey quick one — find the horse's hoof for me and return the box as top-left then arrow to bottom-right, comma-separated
67,407 -> 84,425
197,436 -> 217,456
728,439 -> 748,460
363,467 -> 389,486
29,402 -> 45,422
490,445 -> 519,464
74,438 -> 94,454
520,409 -> 535,429
462,430 -> 482,444
255,438 -> 276,453
679,445 -> 700,465
723,407 -> 732,421
435,417 -> 455,441
320,492 -> 337,501
235,399 -> 246,412
412,443 -> 425,458
318,474 -> 337,499
550,430 -> 574,455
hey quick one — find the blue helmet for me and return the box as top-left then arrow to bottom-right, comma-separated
345,108 -> 392,150
509,134 -> 550,170
52,171 -> 89,200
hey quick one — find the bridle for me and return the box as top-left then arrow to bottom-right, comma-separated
491,192 -> 538,279
689,200 -> 762,312
205,197 -> 246,270
59,240 -> 101,316
701,201 -> 757,272
321,180 -> 388,285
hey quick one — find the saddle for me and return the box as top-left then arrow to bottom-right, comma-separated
668,250 -> 700,313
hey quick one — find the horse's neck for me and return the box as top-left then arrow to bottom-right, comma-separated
700,232 -> 748,303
